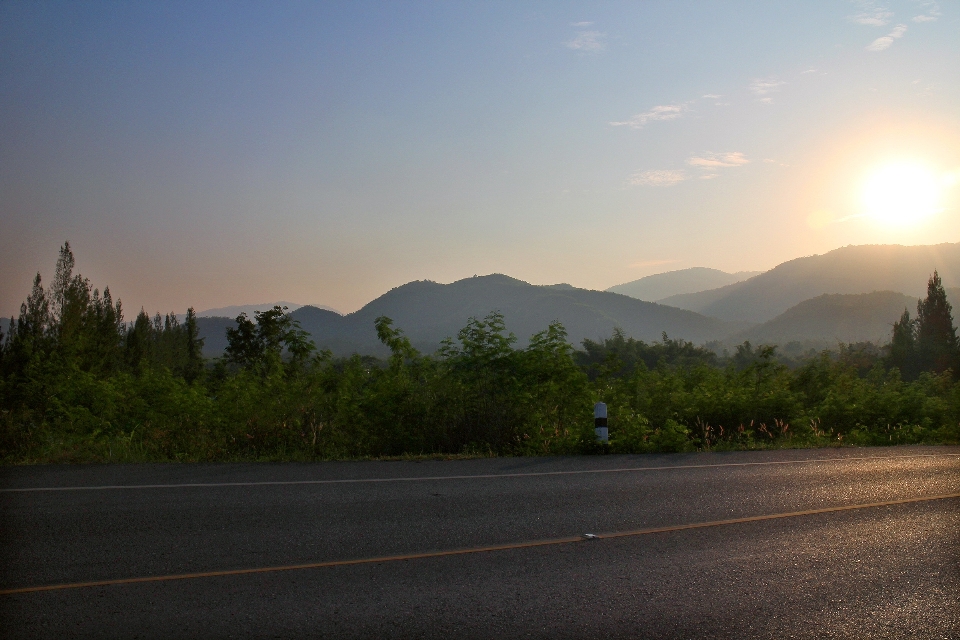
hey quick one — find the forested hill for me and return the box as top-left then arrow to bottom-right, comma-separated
735,291 -> 917,346
657,243 -> 960,323
606,267 -> 761,302
197,274 -> 744,357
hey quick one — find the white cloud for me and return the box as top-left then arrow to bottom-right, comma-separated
848,1 -> 893,26
866,24 -> 907,51
850,10 -> 893,26
912,0 -> 940,22
610,103 -> 689,129
749,77 -> 786,100
687,152 -> 750,168
628,170 -> 687,187
566,30 -> 605,51
570,21 -> 593,27
633,152 -> 749,187
801,68 -> 818,74
702,94 -> 721,99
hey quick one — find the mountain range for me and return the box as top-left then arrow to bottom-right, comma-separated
195,242 -> 960,357
606,267 -> 761,302
196,302 -> 340,317
659,243 -> 960,323
198,275 -> 745,357
735,291 -> 915,346
0,244 -> 960,356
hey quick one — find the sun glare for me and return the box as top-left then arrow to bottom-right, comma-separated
860,162 -> 944,227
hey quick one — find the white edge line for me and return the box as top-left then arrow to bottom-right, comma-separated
2,453 -> 958,493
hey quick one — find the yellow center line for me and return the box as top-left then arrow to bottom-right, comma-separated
2,492 -> 957,596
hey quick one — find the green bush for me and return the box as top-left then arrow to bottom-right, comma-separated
3,245 -> 959,463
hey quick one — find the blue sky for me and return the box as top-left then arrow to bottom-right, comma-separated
2,1 -> 958,316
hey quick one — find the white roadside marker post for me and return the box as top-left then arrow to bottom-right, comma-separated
594,402 -> 608,443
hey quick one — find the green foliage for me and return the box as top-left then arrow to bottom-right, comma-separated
577,328 -> 718,378
225,306 -> 315,375
885,272 -> 960,379
916,270 -> 960,374
2,248 -> 959,463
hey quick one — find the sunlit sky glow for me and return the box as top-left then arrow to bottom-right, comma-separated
2,1 -> 959,316
860,161 -> 944,227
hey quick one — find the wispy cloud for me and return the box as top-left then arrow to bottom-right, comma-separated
610,103 -> 688,129
912,0 -> 940,22
570,21 -> 593,27
631,152 -> 749,187
628,169 -> 688,187
801,68 -> 818,74
687,152 -> 750,168
866,23 -> 907,51
848,1 -> 893,26
749,78 -> 785,95
702,94 -> 721,99
749,77 -> 785,103
566,30 -> 605,51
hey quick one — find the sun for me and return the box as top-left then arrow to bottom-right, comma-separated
860,161 -> 944,227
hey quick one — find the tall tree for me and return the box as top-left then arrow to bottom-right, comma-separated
83,286 -> 124,376
125,309 -> 155,371
225,306 -> 314,374
887,308 -> 918,379
50,242 -> 75,321
182,308 -> 205,383
48,242 -> 95,363
916,271 -> 959,374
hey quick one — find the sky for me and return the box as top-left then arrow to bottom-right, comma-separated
2,1 -> 959,317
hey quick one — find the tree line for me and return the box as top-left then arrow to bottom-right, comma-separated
1,243 -> 958,462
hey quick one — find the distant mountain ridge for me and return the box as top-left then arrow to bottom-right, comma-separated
735,291 -> 916,346
197,274 -> 744,357
197,301 -> 339,317
658,243 -> 960,322
606,267 -> 761,302
193,243 -> 960,357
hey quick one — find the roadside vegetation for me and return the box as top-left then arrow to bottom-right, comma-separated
2,244 -> 959,463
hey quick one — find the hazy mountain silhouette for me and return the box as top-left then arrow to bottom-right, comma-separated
735,291 -> 916,346
194,317 -> 236,357
657,243 -> 960,322
607,267 -> 761,302
196,274 -> 743,357
194,245 -> 960,357
197,301 -> 340,317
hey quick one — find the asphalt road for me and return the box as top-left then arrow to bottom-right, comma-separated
2,446 -> 959,639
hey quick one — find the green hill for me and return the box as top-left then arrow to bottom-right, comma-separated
736,291 -> 916,346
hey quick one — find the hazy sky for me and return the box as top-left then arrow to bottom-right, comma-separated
2,1 -> 959,317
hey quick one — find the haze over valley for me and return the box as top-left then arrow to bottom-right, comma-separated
190,242 -> 960,357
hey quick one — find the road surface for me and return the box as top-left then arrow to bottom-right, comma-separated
2,446 -> 959,638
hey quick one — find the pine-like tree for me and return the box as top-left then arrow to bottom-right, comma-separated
888,308 -> 918,379
182,308 -> 205,383
916,270 -> 959,374
125,309 -> 155,371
